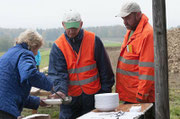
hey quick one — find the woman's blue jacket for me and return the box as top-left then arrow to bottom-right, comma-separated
0,43 -> 53,117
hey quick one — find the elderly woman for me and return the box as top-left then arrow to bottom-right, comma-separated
0,29 -> 53,119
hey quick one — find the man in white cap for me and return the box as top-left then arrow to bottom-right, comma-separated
115,0 -> 155,106
115,2 -> 155,118
48,10 -> 114,119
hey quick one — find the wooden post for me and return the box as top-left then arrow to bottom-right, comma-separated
152,0 -> 170,119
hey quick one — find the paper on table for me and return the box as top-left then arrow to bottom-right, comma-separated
129,106 -> 141,112
77,111 -> 144,119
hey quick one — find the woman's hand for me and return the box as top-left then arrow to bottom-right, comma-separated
40,98 -> 48,107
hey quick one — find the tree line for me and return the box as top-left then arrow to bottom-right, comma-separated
0,25 -> 126,52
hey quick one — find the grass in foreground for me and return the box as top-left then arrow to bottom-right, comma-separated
21,88 -> 180,119
169,89 -> 180,119
22,105 -> 60,119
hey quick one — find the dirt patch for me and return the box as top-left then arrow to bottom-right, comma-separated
105,47 -> 120,73
167,28 -> 180,73
169,73 -> 180,89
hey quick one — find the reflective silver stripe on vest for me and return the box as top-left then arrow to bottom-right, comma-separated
139,74 -> 154,81
119,56 -> 139,65
69,74 -> 99,85
139,62 -> 154,67
119,56 -> 154,67
117,68 -> 154,81
68,64 -> 97,74
117,68 -> 139,76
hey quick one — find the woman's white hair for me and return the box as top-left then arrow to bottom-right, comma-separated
16,29 -> 44,50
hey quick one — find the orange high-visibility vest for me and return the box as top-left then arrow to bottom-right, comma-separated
116,14 -> 155,103
55,30 -> 101,96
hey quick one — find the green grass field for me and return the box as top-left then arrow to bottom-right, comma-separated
22,105 -> 60,119
21,87 -> 180,119
0,49 -> 51,69
104,42 -> 121,47
0,52 -> 5,56
39,48 -> 51,69
169,89 -> 180,119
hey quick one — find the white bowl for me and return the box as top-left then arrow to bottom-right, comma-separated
95,93 -> 119,111
22,114 -> 50,119
43,99 -> 62,105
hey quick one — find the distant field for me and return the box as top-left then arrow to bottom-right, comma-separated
39,48 -> 51,69
102,37 -> 122,47
104,42 -> 121,47
39,42 -> 121,68
0,52 -> 5,56
0,49 -> 51,69
0,42 -> 121,69
101,37 -> 124,43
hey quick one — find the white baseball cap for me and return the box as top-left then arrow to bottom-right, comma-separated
116,1 -> 141,17
62,10 -> 82,29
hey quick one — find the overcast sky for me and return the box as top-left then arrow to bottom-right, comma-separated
0,0 -> 179,29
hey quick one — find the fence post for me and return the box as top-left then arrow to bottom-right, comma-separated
152,0 -> 170,119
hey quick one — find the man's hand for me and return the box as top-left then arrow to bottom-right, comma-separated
48,91 -> 66,99
136,92 -> 148,103
136,98 -> 146,103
